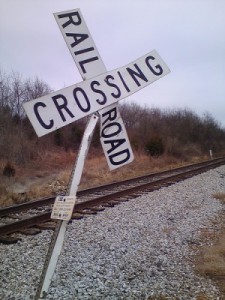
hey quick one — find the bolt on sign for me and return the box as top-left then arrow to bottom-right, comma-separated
22,8 -> 170,299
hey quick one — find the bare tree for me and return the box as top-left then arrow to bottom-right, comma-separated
0,69 -> 53,164
0,70 -> 12,113
24,77 -> 52,102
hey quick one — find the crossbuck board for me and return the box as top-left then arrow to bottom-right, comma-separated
23,9 -> 170,170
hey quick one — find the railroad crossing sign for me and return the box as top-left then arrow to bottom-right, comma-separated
54,9 -> 134,170
23,8 -> 170,299
23,9 -> 170,171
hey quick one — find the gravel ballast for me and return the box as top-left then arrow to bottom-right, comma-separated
1,166 -> 225,299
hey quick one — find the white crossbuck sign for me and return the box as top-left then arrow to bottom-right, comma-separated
23,9 -> 170,170
22,9 -> 170,299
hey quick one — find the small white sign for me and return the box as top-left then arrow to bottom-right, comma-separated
23,50 -> 170,137
51,196 -> 76,220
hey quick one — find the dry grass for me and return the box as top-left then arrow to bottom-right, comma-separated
197,235 -> 225,276
0,176 -> 16,207
213,192 -> 225,203
0,191 -> 15,207
147,296 -> 175,300
0,150 -> 210,208
195,231 -> 225,294
147,295 -> 210,300
195,294 -> 216,300
80,151 -> 189,189
194,194 -> 225,296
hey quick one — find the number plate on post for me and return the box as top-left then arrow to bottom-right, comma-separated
51,196 -> 76,220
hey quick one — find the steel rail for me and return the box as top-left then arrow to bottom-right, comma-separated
0,158 -> 225,237
1,156 -> 225,217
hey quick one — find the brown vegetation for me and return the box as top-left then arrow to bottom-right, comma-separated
0,148 -> 200,207
213,193 -> 225,203
1,70 -> 225,207
195,194 -> 225,296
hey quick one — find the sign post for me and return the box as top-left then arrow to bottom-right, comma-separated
22,8 -> 170,299
35,113 -> 99,299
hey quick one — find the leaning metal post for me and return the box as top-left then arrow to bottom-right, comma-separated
35,113 -> 99,299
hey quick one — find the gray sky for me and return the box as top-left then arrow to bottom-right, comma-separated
1,0 -> 225,127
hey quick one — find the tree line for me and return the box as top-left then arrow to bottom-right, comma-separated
1,70 -> 225,167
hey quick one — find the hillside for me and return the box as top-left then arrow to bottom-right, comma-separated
1,70 -> 225,207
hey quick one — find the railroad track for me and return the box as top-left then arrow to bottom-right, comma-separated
1,157 -> 225,243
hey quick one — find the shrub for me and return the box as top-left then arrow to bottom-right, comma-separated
145,137 -> 164,156
3,162 -> 15,177
54,130 -> 63,146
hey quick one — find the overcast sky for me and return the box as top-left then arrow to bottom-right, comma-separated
1,0 -> 225,127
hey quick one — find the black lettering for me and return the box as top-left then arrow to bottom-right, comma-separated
104,138 -> 126,154
117,71 -> 130,92
57,11 -> 82,28
145,56 -> 163,76
101,122 -> 122,138
104,75 -> 121,99
109,149 -> 131,166
79,57 -> 99,74
74,47 -> 95,55
101,107 -> 117,126
52,94 -> 75,122
90,81 -> 107,105
66,32 -> 88,48
126,63 -> 148,87
34,102 -> 54,129
73,87 -> 91,112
